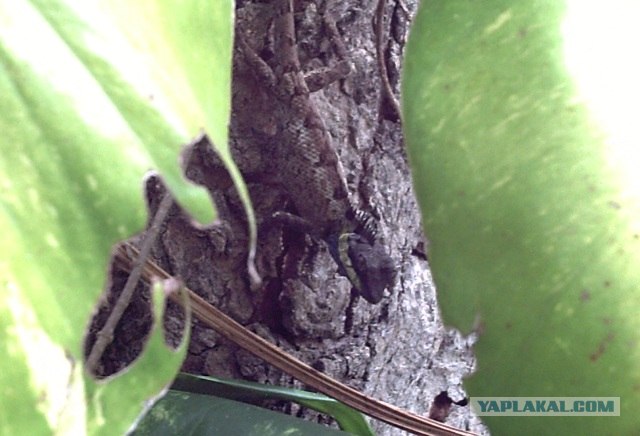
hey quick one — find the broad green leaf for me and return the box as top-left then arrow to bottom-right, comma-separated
0,0 -> 234,433
403,1 -> 639,434
134,390 -> 349,436
171,373 -> 375,436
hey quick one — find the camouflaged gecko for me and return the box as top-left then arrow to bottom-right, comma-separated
237,0 -> 395,303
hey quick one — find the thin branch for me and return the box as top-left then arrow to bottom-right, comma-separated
86,192 -> 174,374
374,0 -> 402,121
114,243 -> 477,436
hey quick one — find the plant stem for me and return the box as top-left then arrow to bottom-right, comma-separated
86,191 -> 173,374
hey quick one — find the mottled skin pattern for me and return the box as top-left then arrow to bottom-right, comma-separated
238,0 -> 395,303
238,0 -> 354,238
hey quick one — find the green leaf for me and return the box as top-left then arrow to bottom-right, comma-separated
403,1 -> 639,434
0,0 -> 234,433
171,373 -> 375,436
85,283 -> 191,436
134,390 -> 350,436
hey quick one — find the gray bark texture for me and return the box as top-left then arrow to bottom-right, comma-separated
87,0 -> 489,434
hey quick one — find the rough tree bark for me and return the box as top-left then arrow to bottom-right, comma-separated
87,0 -> 488,434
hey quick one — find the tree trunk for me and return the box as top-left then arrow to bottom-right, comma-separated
90,0 -> 487,434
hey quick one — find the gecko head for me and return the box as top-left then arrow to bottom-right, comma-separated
329,233 -> 396,304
